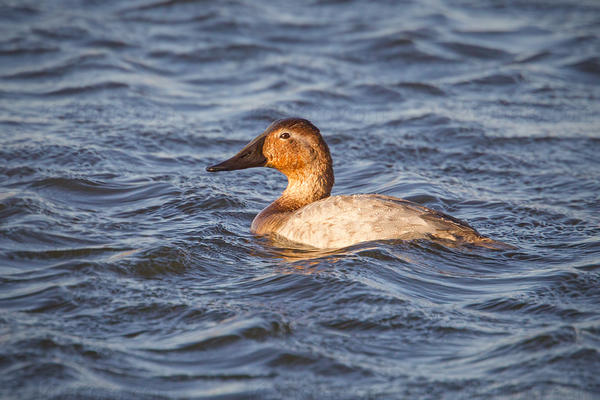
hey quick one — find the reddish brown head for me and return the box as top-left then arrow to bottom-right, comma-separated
207,118 -> 334,193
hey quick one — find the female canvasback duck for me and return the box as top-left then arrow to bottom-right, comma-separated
207,118 -> 512,250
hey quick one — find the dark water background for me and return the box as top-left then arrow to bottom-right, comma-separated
1,0 -> 600,399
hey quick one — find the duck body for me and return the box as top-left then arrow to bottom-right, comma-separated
207,118 -> 511,250
252,194 -> 496,249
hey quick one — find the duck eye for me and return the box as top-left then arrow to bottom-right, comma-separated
279,132 -> 290,139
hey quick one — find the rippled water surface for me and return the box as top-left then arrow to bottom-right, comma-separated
2,0 -> 600,399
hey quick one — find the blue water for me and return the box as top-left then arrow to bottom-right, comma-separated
1,0 -> 599,399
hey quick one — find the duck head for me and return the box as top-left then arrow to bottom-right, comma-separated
207,118 -> 331,176
207,117 -> 335,205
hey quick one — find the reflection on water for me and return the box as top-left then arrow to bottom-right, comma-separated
1,0 -> 600,399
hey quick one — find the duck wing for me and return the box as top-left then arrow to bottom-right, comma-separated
274,194 -> 514,249
275,194 -> 470,248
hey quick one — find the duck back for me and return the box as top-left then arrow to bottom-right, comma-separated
275,194 -> 500,249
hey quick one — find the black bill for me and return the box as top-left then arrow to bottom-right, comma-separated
206,132 -> 268,172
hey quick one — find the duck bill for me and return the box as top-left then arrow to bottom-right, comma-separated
206,132 -> 267,172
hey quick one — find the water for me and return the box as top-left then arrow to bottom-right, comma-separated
1,0 -> 599,398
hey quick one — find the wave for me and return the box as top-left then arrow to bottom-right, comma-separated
43,81 -> 129,97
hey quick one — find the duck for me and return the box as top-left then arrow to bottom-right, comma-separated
206,118 -> 512,250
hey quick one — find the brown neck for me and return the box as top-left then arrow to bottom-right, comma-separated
276,161 -> 334,210
251,162 -> 334,235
